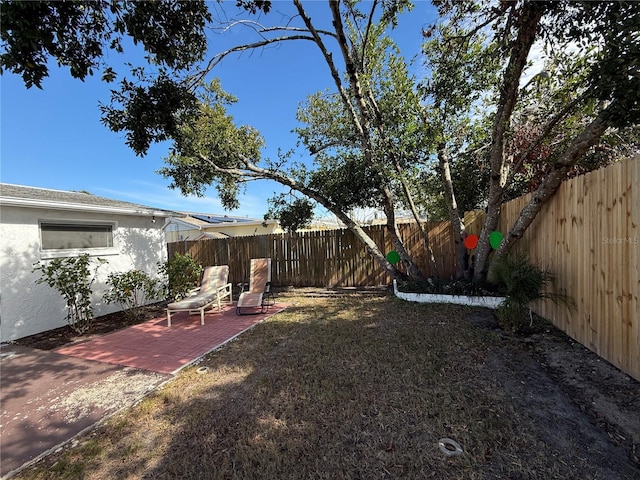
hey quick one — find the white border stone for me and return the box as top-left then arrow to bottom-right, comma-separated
393,280 -> 505,309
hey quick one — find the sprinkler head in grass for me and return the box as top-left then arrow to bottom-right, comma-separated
438,438 -> 463,456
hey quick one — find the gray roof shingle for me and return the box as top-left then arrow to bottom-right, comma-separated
0,183 -> 179,217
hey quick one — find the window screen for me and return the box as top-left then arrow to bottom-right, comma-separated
41,223 -> 114,250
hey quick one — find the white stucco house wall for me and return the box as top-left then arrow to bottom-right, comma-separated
0,183 -> 178,342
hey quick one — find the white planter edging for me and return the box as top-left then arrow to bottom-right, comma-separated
393,279 -> 505,309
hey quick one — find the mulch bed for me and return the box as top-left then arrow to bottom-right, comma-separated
11,302 -> 169,351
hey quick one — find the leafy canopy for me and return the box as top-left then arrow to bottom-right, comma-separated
157,79 -> 264,210
0,0 -> 212,88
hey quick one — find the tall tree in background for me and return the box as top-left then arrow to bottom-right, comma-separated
4,0 -> 638,283
420,2 -> 502,279
292,20 -> 439,276
421,0 -> 640,281
156,0 -> 433,281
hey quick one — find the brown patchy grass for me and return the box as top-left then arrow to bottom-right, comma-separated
14,293 -> 639,480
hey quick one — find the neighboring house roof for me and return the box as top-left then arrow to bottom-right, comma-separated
194,231 -> 229,240
169,213 -> 277,230
0,183 -> 180,217
309,210 -> 427,230
190,213 -> 256,224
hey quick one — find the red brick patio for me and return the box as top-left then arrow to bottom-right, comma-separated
55,303 -> 287,374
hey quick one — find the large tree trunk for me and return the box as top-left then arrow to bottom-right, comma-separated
494,110 -> 611,259
382,192 -> 428,281
438,144 -> 467,279
473,2 -> 546,281
340,208 -> 411,281
327,0 -> 426,281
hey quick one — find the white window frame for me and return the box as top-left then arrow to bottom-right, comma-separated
39,219 -> 119,259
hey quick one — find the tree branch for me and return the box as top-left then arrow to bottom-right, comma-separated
292,0 -> 365,139
188,34 -> 317,89
505,90 -> 591,187
329,0 -> 371,134
496,104 -> 613,257
196,150 -> 407,280
216,19 -> 337,39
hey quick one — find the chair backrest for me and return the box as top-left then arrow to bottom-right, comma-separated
199,265 -> 229,292
249,258 -> 271,293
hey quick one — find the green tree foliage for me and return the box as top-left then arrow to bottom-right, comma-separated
32,254 -> 107,334
0,0 -> 213,88
295,40 -> 432,215
158,253 -> 204,301
157,79 -> 265,209
1,0 -> 271,158
265,195 -> 315,233
421,0 -> 640,281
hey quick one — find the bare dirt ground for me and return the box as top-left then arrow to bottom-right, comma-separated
466,309 -> 640,474
9,292 -> 640,479
10,302 -> 169,351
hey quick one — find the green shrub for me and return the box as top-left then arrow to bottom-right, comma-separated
103,270 -> 163,321
488,251 -> 573,332
33,254 -> 107,334
158,253 -> 204,301
495,298 -> 530,332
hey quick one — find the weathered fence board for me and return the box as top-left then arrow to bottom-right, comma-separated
166,156 -> 639,380
167,221 -> 458,289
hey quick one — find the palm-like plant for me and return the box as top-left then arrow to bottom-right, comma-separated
488,251 -> 573,331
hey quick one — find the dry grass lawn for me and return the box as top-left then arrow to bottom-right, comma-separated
14,293 -> 639,479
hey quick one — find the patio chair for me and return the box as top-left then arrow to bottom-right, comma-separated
236,258 -> 275,315
166,265 -> 232,326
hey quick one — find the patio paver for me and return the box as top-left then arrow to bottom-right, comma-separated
1,303 -> 286,478
0,344 -> 169,478
55,303 -> 287,374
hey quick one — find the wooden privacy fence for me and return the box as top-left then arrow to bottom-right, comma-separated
166,156 -> 639,380
497,156 -> 639,381
167,221 -> 459,288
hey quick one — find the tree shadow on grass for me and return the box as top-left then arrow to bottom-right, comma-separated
18,296 -> 640,480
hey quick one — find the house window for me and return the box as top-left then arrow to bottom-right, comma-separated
40,222 -> 115,254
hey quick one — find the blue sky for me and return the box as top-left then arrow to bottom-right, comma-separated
1,1 -> 435,219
